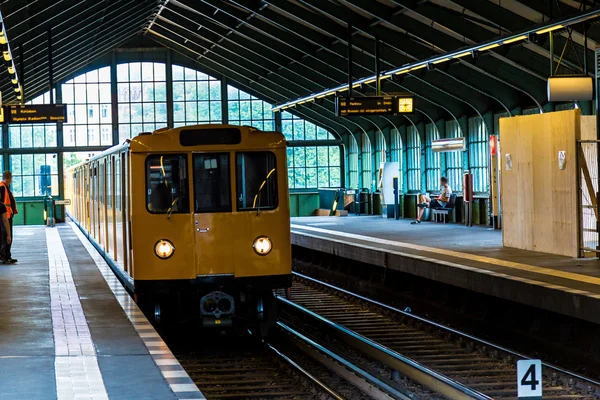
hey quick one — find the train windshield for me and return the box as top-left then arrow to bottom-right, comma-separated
193,153 -> 232,213
146,154 -> 190,214
236,152 -> 278,211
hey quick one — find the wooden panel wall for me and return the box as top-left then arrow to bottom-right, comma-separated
500,110 -> 580,257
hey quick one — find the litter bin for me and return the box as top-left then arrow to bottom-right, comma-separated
360,189 -> 370,215
372,192 -> 382,215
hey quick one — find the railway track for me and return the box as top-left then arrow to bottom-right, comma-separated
279,272 -> 600,400
175,324 -> 396,400
177,344 -> 315,399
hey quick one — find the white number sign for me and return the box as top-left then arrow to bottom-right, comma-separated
517,359 -> 542,399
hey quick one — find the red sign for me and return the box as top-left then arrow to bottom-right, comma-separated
489,135 -> 498,156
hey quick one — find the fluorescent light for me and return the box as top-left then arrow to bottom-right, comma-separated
433,57 -> 450,64
432,138 -> 466,153
479,43 -> 500,51
363,78 -> 376,84
453,51 -> 471,58
503,35 -> 527,44
410,64 -> 426,71
537,24 -> 563,34
395,69 -> 410,75
380,74 -> 391,80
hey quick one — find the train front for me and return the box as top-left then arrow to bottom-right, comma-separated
132,125 -> 291,334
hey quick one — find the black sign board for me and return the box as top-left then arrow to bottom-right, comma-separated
3,104 -> 67,124
335,96 -> 413,117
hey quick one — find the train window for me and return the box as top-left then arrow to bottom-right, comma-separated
236,152 -> 278,211
193,153 -> 231,213
145,154 -> 190,214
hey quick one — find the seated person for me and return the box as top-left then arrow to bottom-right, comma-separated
411,176 -> 452,225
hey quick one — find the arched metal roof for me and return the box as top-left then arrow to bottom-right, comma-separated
1,0 -> 598,134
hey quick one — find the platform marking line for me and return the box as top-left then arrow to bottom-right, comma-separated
47,228 -> 109,400
69,222 -> 206,400
292,230 -> 600,299
291,224 -> 600,287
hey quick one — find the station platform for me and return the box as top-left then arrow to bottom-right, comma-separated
0,223 -> 204,400
291,216 -> 600,325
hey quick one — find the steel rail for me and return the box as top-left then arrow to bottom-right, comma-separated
264,338 -> 346,400
275,321 -> 405,400
292,271 -> 600,393
277,296 -> 492,400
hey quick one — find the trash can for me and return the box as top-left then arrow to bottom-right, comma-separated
372,192 -> 382,215
360,190 -> 370,215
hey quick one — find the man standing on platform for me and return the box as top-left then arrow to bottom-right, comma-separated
0,171 -> 17,264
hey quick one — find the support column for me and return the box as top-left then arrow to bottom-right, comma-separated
166,49 -> 174,128
221,76 -> 228,124
56,83 -> 64,199
110,51 -> 119,146
274,108 -> 281,132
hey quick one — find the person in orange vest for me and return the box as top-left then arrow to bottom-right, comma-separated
0,171 -> 17,264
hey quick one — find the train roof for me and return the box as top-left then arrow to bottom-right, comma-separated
129,124 -> 286,153
65,124 -> 287,171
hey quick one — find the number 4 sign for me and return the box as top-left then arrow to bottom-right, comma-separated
517,359 -> 542,399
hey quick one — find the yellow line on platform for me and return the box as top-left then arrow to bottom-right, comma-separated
291,224 -> 600,287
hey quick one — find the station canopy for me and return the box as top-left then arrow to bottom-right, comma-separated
1,0 -> 599,133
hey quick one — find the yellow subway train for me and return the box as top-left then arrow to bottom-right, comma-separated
65,124 -> 292,334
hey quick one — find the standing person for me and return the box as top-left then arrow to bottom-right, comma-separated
411,176 -> 452,225
0,171 -> 17,263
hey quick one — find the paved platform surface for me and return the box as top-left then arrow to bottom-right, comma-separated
291,216 -> 600,324
0,223 -> 205,400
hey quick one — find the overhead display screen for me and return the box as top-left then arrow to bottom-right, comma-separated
335,96 -> 414,116
3,104 -> 67,124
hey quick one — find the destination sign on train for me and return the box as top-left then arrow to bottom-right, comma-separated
4,104 -> 67,124
335,96 -> 414,116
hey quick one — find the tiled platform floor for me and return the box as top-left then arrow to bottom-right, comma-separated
0,224 -> 205,400
291,216 -> 600,324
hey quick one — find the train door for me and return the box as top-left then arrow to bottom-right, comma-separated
99,159 -> 105,248
91,163 -> 97,239
192,152 -> 234,276
115,154 -> 125,272
107,156 -> 114,259
123,151 -> 132,277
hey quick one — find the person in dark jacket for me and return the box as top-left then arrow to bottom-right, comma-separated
0,171 -> 17,263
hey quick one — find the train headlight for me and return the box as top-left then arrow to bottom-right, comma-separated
253,236 -> 272,256
154,239 -> 175,259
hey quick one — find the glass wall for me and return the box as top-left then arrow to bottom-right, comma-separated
4,61 -> 342,202
347,136 -> 359,189
406,126 -> 421,192
9,153 -> 58,197
445,120 -> 463,192
361,133 -> 372,190
468,117 -> 489,193
62,67 -> 112,147
9,92 -> 56,149
281,112 -> 341,189
117,62 -> 167,142
227,85 -> 274,131
172,65 -> 221,127
424,123 -> 440,191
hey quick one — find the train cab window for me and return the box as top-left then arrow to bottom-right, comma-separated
236,152 -> 278,211
146,154 -> 189,214
193,153 -> 231,213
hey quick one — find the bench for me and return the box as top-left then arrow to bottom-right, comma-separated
432,193 -> 457,223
